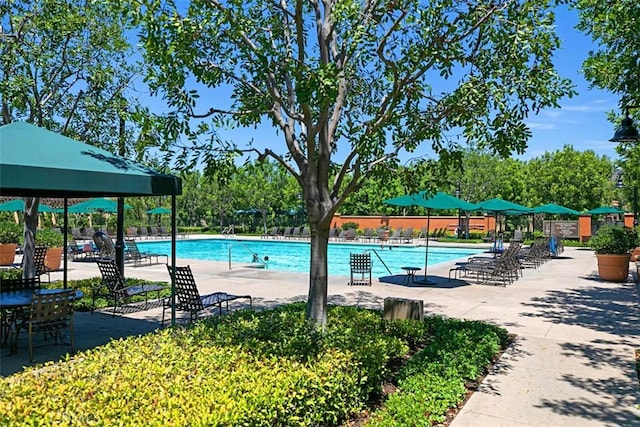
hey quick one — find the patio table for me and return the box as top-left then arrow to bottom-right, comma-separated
1,288 -> 83,354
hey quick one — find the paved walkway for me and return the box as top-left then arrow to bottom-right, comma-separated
1,240 -> 639,426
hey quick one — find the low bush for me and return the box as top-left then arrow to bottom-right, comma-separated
0,304 -> 509,426
367,317 -> 510,425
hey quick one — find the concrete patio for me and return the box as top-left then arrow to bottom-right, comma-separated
1,240 -> 638,426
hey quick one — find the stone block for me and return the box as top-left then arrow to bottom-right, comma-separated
383,297 -> 424,321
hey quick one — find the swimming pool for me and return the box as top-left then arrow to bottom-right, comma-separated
137,239 -> 485,277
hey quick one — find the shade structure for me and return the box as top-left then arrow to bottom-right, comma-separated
0,122 -> 183,326
0,199 -> 59,213
532,203 -> 580,236
472,198 -> 532,237
384,191 -> 477,284
68,198 -> 132,214
0,122 -> 181,197
146,207 -> 172,215
472,198 -> 532,213
586,206 -> 626,215
531,203 -> 580,216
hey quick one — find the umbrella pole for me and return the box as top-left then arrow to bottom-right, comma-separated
423,211 -> 430,281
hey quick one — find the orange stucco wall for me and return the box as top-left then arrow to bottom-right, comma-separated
331,214 -> 494,236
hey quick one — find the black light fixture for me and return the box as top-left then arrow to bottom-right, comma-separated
609,107 -> 640,226
610,106 -> 640,143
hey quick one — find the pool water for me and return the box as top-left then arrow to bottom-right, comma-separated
137,239 -> 484,277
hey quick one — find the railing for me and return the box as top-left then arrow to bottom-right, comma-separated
227,240 -> 268,269
221,226 -> 235,238
365,249 -> 393,275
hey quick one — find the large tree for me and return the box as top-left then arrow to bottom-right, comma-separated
137,0 -> 574,328
0,0 -> 142,276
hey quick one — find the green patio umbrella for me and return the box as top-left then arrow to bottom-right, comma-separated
384,191 -> 477,284
532,203 -> 580,216
472,198 -> 532,237
586,206 -> 626,215
68,197 -> 131,213
146,207 -> 171,226
532,203 -> 580,237
146,207 -> 171,215
0,199 -> 59,213
68,198 -> 132,228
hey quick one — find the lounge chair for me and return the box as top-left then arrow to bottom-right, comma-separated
452,242 -> 522,286
281,227 -> 293,239
348,253 -> 372,286
159,226 -> 171,237
82,227 -> 95,239
95,260 -> 166,315
262,226 -> 280,239
388,228 -> 403,243
125,239 -> 168,267
402,227 -> 414,243
163,265 -> 252,325
126,226 -> 139,239
149,226 -> 160,238
360,228 -> 374,242
71,228 -> 84,241
41,246 -> 64,282
288,227 -> 301,239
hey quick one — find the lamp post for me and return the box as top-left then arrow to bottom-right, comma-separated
610,106 -> 640,227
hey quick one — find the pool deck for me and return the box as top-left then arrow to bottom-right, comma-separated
1,236 -> 639,426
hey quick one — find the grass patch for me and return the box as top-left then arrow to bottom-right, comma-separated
0,303 -> 509,426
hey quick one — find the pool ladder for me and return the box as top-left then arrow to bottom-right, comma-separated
221,226 -> 235,238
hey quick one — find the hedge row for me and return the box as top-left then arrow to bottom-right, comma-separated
0,303 -> 508,426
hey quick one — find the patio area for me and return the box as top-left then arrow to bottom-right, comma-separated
1,242 -> 639,426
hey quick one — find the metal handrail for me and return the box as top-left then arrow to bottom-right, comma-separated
227,240 -> 268,269
365,248 -> 393,275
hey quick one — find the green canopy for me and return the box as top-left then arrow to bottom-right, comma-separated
146,207 -> 172,215
0,199 -> 60,213
586,206 -> 626,215
0,122 -> 181,197
384,191 -> 475,284
532,203 -> 580,216
68,198 -> 132,213
383,191 -> 430,208
473,198 -> 532,213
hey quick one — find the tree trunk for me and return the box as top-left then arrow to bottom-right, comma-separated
22,197 -> 40,279
306,221 -> 330,329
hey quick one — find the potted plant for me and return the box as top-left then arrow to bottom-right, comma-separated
589,225 -> 639,282
0,221 -> 22,266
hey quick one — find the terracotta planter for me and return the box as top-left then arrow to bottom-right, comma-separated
596,253 -> 631,282
0,243 -> 17,266
631,247 -> 640,262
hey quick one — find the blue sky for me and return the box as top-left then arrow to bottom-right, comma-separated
518,5 -> 621,161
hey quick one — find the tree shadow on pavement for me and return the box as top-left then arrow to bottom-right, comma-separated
519,281 -> 639,338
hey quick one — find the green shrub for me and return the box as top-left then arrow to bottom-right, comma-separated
341,221 -> 359,230
0,221 -> 22,244
367,316 -> 509,426
0,268 -> 22,280
589,225 -> 639,254
35,228 -> 64,248
0,305 -> 509,426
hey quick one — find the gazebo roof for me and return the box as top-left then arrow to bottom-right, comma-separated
0,122 -> 181,198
